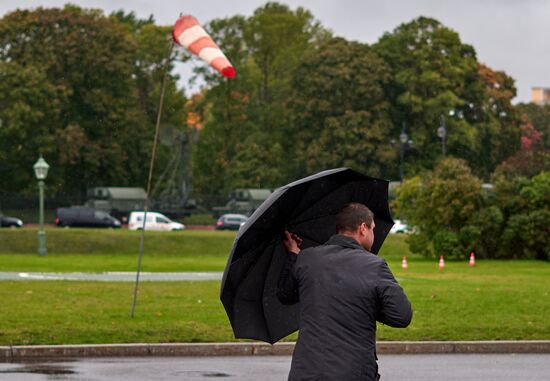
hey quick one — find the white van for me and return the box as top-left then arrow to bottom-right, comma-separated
128,211 -> 185,231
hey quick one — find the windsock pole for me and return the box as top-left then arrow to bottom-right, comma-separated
131,37 -> 176,318
438,255 -> 445,270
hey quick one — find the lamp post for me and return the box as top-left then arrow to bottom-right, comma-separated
33,156 -> 49,256
399,122 -> 413,183
437,114 -> 447,157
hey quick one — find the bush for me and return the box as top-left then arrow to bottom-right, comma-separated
499,210 -> 550,260
470,206 -> 504,259
433,230 -> 462,259
183,213 -> 216,225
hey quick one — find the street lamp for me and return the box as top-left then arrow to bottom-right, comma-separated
33,156 -> 49,256
437,114 -> 446,157
399,122 -> 413,183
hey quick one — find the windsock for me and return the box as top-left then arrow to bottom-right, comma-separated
173,15 -> 235,78
438,255 -> 445,270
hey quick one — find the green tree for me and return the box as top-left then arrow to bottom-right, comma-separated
191,3 -> 326,201
0,6 -> 187,196
0,62 -> 62,193
374,17 -> 519,178
394,158 -> 484,258
289,37 -> 394,177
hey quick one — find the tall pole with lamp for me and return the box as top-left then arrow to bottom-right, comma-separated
33,156 -> 49,256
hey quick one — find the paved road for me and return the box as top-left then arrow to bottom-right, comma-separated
1,354 -> 549,380
0,272 -> 222,282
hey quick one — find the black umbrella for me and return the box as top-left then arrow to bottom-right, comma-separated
220,168 -> 394,344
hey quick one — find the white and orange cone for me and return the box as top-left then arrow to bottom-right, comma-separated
469,252 -> 476,267
402,256 -> 408,270
173,15 -> 235,78
438,255 -> 445,270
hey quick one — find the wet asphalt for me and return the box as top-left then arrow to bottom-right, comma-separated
1,354 -> 550,380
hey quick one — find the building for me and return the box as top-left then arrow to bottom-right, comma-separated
532,87 -> 550,105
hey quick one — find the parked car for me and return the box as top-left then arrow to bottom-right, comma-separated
390,219 -> 410,234
216,214 -> 248,231
0,214 -> 23,228
128,211 -> 185,231
56,207 -> 121,228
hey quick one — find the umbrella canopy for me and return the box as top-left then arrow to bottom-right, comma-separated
220,168 -> 394,343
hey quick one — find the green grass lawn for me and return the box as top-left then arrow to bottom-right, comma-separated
0,229 -> 237,272
0,229 -> 411,272
0,260 -> 548,345
0,229 -> 548,344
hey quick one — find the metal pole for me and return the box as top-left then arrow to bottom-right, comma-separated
38,180 -> 47,256
131,39 -> 175,318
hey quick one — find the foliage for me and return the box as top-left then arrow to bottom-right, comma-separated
191,3 -> 327,202
516,102 -> 550,149
396,155 -> 550,260
374,17 -> 519,179
289,37 -> 395,177
500,210 -> 550,260
183,213 -> 217,225
0,6 -> 186,196
395,158 -> 484,258
492,171 -> 550,260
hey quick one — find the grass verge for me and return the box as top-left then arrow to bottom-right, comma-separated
0,260 -> 548,345
0,230 -> 412,272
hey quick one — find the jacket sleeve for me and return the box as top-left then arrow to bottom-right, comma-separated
276,252 -> 299,305
375,260 -> 412,328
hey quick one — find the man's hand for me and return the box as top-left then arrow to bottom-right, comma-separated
283,231 -> 302,255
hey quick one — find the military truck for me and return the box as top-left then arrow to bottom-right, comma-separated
212,188 -> 272,217
85,187 -> 146,221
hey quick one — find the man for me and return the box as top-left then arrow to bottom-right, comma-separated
277,203 -> 412,381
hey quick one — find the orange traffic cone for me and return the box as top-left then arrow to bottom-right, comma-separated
469,252 -> 476,267
438,255 -> 445,270
402,256 -> 408,270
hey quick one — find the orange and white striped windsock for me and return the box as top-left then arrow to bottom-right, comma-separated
173,15 -> 235,78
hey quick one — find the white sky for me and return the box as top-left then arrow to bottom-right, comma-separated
2,0 -> 550,103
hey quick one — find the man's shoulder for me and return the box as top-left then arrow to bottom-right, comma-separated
299,244 -> 384,264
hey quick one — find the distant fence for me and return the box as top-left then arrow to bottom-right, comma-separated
0,191 -> 228,224
0,192 -> 85,224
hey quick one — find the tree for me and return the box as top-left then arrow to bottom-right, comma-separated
289,37 -> 395,178
0,6 -> 187,196
394,158 -> 484,258
374,17 -> 519,178
516,102 -> 550,149
191,3 -> 327,200
0,62 -> 62,194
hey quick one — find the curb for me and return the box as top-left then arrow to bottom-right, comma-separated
1,341 -> 550,361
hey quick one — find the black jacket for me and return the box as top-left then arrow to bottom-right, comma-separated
277,234 -> 412,381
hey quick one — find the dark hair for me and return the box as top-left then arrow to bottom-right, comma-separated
335,203 -> 374,233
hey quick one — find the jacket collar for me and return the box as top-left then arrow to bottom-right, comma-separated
325,234 -> 367,252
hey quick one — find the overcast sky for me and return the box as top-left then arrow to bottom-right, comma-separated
2,0 -> 550,103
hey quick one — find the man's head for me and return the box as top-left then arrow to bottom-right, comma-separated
336,203 -> 375,251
